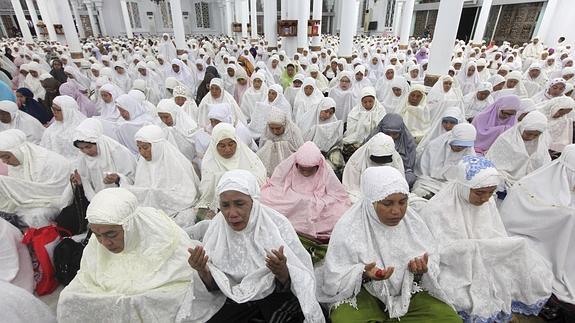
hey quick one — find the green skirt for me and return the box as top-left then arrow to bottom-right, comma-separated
330,288 -> 462,323
298,234 -> 328,264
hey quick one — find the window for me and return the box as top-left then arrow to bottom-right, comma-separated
127,1 -> 142,29
160,1 -> 173,29
195,2 -> 210,29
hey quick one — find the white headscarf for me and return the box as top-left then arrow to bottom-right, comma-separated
197,78 -> 246,128
536,96 -> 574,152
177,169 -> 324,322
156,99 -> 198,162
343,86 -> 386,145
40,95 -> 86,161
328,71 -> 355,123
97,83 -> 123,122
381,76 -> 410,114
239,72 -> 268,119
115,93 -> 156,154
303,97 -> 344,152
317,166 -> 449,318
398,84 -> 430,140
293,77 -> 324,129
463,81 -> 494,119
58,188 -> 195,323
416,106 -> 464,156
0,100 -> 45,143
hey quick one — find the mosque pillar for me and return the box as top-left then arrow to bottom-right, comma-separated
337,0 -> 359,59
536,0 -> 558,44
55,0 -> 83,58
424,0 -> 464,87
84,1 -> 99,37
10,0 -> 34,43
69,0 -> 86,39
224,0 -> 233,36
240,0 -> 249,39
169,0 -> 186,55
310,0 -> 322,52
249,0 -> 257,42
282,0 -> 298,56
398,0 -> 414,49
472,0 -> 492,46
119,0 -> 133,39
36,0 -> 57,41
264,0 -> 278,51
393,1 -> 403,37
24,0 -> 44,40
93,0 -> 107,36
297,0 -> 310,52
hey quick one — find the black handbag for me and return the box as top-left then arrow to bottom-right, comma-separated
55,182 -> 89,235
53,230 -> 91,285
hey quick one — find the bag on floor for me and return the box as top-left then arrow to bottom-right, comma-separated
53,230 -> 92,286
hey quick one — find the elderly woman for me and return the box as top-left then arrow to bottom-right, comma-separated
40,95 -> 86,162
180,169 -> 325,322
0,100 -> 45,143
257,108 -> 304,177
197,78 -> 246,129
0,129 -> 72,227
57,188 -> 195,322
198,123 -> 266,213
71,118 -> 136,202
316,166 -> 460,322
261,142 -> 351,250
500,144 -> 575,308
398,84 -> 429,142
421,156 -> 553,321
472,94 -> 521,154
536,96 -> 574,153
413,123 -> 476,198
486,110 -> 551,190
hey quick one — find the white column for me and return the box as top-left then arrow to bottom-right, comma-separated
93,0 -> 107,36
338,0 -> 359,57
282,0 -> 298,55
264,0 -> 277,50
472,0 -> 492,45
120,0 -> 133,39
297,0 -> 310,50
36,0 -> 57,40
25,0 -> 44,40
536,0 -> 558,44
393,1 -> 403,37
427,0 -> 464,77
241,0 -> 249,39
250,0 -> 257,41
169,0 -> 186,52
56,0 -> 82,55
399,0 -> 415,47
310,0 -> 322,50
280,0 -> 287,19
84,1 -> 99,37
69,0 -> 86,39
11,0 -> 34,43
225,0 -> 233,36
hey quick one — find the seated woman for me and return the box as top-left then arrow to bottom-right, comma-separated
59,81 -> 98,117
463,82 -> 493,122
416,106 -> 464,156
114,93 -> 156,155
71,118 -> 136,202
120,125 -> 200,229
240,72 -> 268,120
57,188 -> 195,323
343,133 -> 405,202
536,96 -> 574,154
0,100 -> 45,144
472,94 -> 521,155
0,218 -> 34,293
293,77 -> 324,130
16,87 -> 53,125
328,71 -> 355,123
413,123 -> 476,198
247,84 -> 292,140
500,144 -> 575,308
1,281 -> 56,323
303,97 -> 345,177
380,76 -> 409,114
370,113 -> 417,187
40,95 -> 86,163
156,99 -> 198,164
173,85 -> 199,121
486,110 -> 551,190
421,155 -> 553,321
342,86 -> 386,158
181,170 -> 325,322
426,75 -> 464,122
197,78 -> 246,129
261,142 -> 351,260
398,84 -> 429,143
316,166 -> 460,323
95,83 -> 123,122
258,108 -> 304,177
0,129 -> 72,227
197,123 -> 266,214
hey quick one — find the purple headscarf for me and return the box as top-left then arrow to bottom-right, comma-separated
472,94 -> 521,154
415,48 -> 429,64
59,81 -> 98,117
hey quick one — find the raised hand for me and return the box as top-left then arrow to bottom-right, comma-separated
103,173 -> 120,185
71,169 -> 82,186
266,246 -> 290,285
363,262 -> 394,281
408,253 -> 429,275
188,246 -> 209,275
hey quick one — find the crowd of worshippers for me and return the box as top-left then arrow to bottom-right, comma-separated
0,32 -> 574,322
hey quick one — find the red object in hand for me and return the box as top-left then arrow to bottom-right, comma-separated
375,269 -> 384,278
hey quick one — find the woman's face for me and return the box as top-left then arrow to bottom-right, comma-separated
476,90 -> 490,101
219,190 -> 253,231
355,72 -> 364,81
237,78 -> 247,86
267,89 -> 278,102
117,106 -> 130,120
319,108 -> 335,121
468,186 -> 497,206
174,96 -> 186,106
172,64 -> 180,73
498,109 -> 516,119
77,142 -> 98,157
466,66 -> 476,77
339,77 -> 351,90
528,69 -> 541,79
385,69 -> 394,80
521,130 -> 542,141
493,82 -> 505,91
373,193 -> 408,226
548,83 -> 565,97
409,69 -> 419,79
408,91 -> 423,106
253,78 -> 263,90
304,85 -> 314,96
217,138 -> 237,159
52,61 -> 62,70
91,223 -> 125,253
210,85 -> 222,98
137,141 -> 152,161
506,79 -> 519,88
297,164 -> 319,177
384,131 -> 400,140
158,112 -> 174,126
52,104 -> 64,122
392,87 -> 402,97
268,123 -> 285,136
115,67 -> 125,75
497,69 -> 508,77
361,96 -> 375,110
15,92 -> 26,106
442,80 -> 452,93
196,63 -> 204,71
553,108 -> 572,119
286,65 -> 295,76
442,119 -> 457,131
101,91 -> 113,103
227,68 -> 235,77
